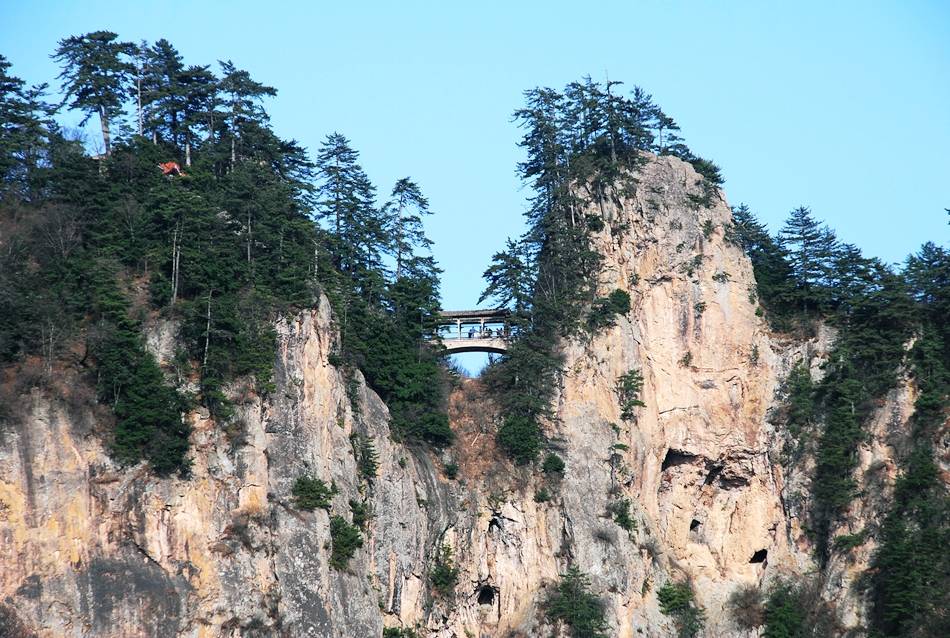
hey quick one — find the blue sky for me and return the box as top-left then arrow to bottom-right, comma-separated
2,1 -> 948,369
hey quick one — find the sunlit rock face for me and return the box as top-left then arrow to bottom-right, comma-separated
0,153 -> 913,637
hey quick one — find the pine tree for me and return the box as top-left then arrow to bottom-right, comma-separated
479,237 -> 533,323
218,60 -> 276,166
383,177 -> 432,279
179,65 -> 217,166
53,31 -> 136,154
728,204 -> 795,323
0,55 -> 53,199
545,567 -> 609,638
139,39 -> 186,145
314,133 -> 387,292
778,206 -> 838,313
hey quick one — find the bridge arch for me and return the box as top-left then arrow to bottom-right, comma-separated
433,309 -> 510,354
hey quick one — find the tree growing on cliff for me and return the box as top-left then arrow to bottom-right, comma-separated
779,206 -> 839,314
0,54 -> 53,199
545,567 -> 609,638
53,31 -> 136,154
479,237 -> 534,323
384,177 -> 432,280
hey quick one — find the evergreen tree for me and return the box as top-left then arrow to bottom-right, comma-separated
0,55 -> 53,199
139,39 -> 186,145
778,206 -> 838,313
479,237 -> 533,322
869,246 -> 950,637
53,31 -> 136,154
218,60 -> 276,165
178,64 -> 217,166
314,133 -> 388,302
728,204 -> 795,322
383,177 -> 432,279
826,242 -> 874,312
545,567 -> 609,638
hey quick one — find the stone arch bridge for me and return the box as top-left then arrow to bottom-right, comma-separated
433,309 -> 510,354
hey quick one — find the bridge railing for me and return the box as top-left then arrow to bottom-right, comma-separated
435,309 -> 512,342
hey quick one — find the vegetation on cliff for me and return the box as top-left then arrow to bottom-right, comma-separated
0,34 -> 449,474
480,77 -> 719,464
730,205 -> 949,634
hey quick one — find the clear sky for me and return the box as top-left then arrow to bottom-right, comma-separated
2,1 -> 948,369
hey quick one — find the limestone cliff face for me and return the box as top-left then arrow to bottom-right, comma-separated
0,154 -> 917,637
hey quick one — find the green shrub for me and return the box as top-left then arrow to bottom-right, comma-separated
783,362 -> 814,439
292,476 -> 336,511
615,369 -> 646,420
497,415 -> 542,464
727,584 -> 764,630
545,566 -> 609,638
587,289 -> 631,331
658,581 -> 705,638
606,498 -> 636,533
444,462 -> 458,480
541,452 -> 566,475
383,628 -> 419,638
428,544 -> 459,598
329,515 -> 363,569
761,580 -> 839,638
349,498 -> 371,530
350,433 -> 379,482
762,583 -> 806,638
690,157 -> 724,185
702,219 -> 715,239
534,488 -> 551,503
680,254 -> 704,277
586,214 -> 605,232
832,530 -> 866,552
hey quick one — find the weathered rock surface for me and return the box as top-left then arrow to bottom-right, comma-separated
0,153 -> 920,637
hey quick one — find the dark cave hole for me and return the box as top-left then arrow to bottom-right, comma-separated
689,519 -> 701,531
477,585 -> 496,606
488,515 -> 502,534
750,549 -> 768,564
703,464 -> 723,485
661,449 -> 697,471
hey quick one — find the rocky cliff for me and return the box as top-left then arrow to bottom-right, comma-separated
0,153 -> 918,637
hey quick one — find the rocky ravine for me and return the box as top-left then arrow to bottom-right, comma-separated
0,153 -> 916,637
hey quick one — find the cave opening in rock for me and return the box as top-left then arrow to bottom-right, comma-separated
488,515 -> 502,534
702,464 -> 723,486
661,449 -> 696,471
749,549 -> 768,563
477,585 -> 496,606
689,519 -> 701,531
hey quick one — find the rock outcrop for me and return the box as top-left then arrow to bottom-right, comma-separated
0,153 -> 920,637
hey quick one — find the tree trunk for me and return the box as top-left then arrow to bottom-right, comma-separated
170,221 -> 181,306
185,140 -> 192,167
99,105 -> 111,155
136,76 -> 143,137
246,212 -> 252,264
202,290 -> 213,368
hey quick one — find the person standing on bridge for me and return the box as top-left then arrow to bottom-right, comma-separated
468,327 -> 476,339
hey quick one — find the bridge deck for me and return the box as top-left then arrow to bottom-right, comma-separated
435,308 -> 510,354
440,337 -> 508,354
439,308 -> 510,320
